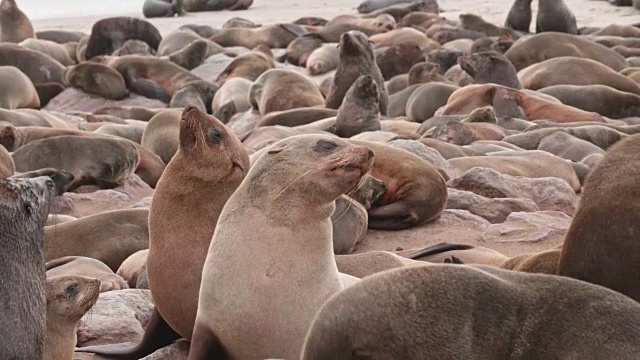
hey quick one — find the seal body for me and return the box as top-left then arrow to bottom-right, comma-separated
0,177 -> 55,360
326,31 -> 389,115
558,134 -> 640,302
302,265 -> 640,359
63,63 -> 129,100
505,0 -> 532,32
536,0 -> 577,35
0,0 -> 35,43
189,134 -> 374,359
0,66 -> 40,109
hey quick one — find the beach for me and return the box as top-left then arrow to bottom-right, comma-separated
25,0 -> 640,35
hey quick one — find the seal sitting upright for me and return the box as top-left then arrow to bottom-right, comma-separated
189,134 -> 374,359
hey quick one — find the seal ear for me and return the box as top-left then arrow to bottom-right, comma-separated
267,144 -> 286,154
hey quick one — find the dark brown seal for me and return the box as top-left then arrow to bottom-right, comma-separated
302,265 -> 640,359
0,0 -> 35,43
536,0 -> 577,35
85,17 -> 162,59
459,51 -> 522,89
326,31 -> 388,115
334,75 -> 381,138
184,0 -> 253,11
558,134 -> 640,302
143,0 -> 184,18
0,177 -> 55,360
539,84 -> 640,119
63,63 -> 129,100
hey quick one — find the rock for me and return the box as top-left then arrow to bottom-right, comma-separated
480,211 -> 571,252
53,175 -> 154,217
45,88 -> 167,114
447,188 -> 540,223
141,340 -> 190,360
357,209 -> 490,254
448,167 -> 578,216
77,289 -> 154,347
388,139 -> 453,180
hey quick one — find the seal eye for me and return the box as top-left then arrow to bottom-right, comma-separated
66,283 -> 78,296
208,128 -> 222,143
321,141 -> 337,151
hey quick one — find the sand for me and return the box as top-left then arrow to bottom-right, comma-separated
27,0 -> 640,36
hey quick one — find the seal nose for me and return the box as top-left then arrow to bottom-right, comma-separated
367,149 -> 374,159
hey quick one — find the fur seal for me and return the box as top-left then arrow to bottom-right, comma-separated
0,177 -> 55,360
0,0 -> 35,43
332,195 -> 369,255
539,84 -> 640,119
302,265 -> 640,359
11,168 -> 75,195
19,38 -> 75,66
518,56 -> 640,95
249,69 -> 325,115
537,131 -> 605,162
116,249 -> 149,288
183,0 -> 253,11
45,275 -> 100,360
429,121 -> 508,145
306,44 -> 340,76
376,42 -> 424,81
351,140 -> 448,230
558,134 -> 640,302
63,63 -> 129,100
46,256 -> 128,293
211,25 -> 296,49
500,248 -> 561,274
143,0 -> 184,18
459,51 -> 522,89
405,83 -> 460,122
141,109 -> 181,164
0,144 -> 14,178
12,135 -> 140,190
85,17 -> 162,59
169,79 -> 218,113
505,33 -> 627,71
0,66 -> 40,109
536,0 -> 577,35
216,48 -> 275,84
189,134 -> 373,359
211,78 -> 252,123
284,35 -> 323,67
326,31 -> 389,115
357,0 -> 415,14
35,30 -> 86,44
335,75 -> 381,138
78,106 -> 249,358
0,44 -> 65,86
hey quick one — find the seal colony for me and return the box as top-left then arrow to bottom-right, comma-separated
0,0 -> 638,358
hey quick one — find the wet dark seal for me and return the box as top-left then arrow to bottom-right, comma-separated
85,17 -> 162,59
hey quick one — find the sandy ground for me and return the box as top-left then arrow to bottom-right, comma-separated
28,0 -> 640,35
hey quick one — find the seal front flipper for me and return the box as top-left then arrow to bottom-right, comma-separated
76,308 -> 180,359
126,76 -> 171,103
187,321 -> 228,360
367,201 -> 419,230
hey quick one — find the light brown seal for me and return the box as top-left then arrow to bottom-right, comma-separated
302,265 -> 640,359
140,109 -> 181,164
77,106 -> 249,359
63,63 -> 129,100
505,32 -> 627,71
210,25 -> 296,49
351,140 -> 448,230
334,75 -> 381,138
0,143 -> 14,178
19,38 -> 76,66
183,0 -> 253,11
518,56 -> 640,95
189,134 -> 373,359
558,134 -> 640,302
45,275 -> 100,360
326,31 -> 389,115
0,65 -> 40,109
12,135 -> 140,190
249,69 -> 325,115
0,177 -> 55,360
46,256 -> 128,293
216,48 -> 275,84
0,0 -> 35,43
459,51 -> 522,89
538,84 -> 640,119
116,249 -> 149,288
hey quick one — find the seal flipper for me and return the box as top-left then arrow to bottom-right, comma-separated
76,308 -> 180,359
367,201 -> 419,230
407,243 -> 475,260
127,77 -> 171,103
187,321 -> 228,360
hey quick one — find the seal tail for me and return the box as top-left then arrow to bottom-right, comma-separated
75,308 -> 180,359
406,243 -> 475,260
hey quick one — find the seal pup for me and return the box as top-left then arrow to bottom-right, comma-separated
302,265 -> 640,359
249,69 -> 325,115
46,256 -> 128,293
536,0 -> 577,35
0,0 -> 35,43
334,75 -> 381,138
0,177 -> 55,360
189,134 -> 374,359
45,275 -> 100,360
77,106 -> 249,358
505,0 -> 532,32
558,134 -> 640,302
326,31 -> 389,115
